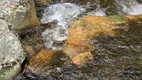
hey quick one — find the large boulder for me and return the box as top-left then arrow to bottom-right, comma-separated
0,19 -> 27,80
1,0 -> 40,31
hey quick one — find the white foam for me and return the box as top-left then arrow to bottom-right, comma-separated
87,9 -> 106,16
41,3 -> 86,50
120,0 -> 142,15
41,1 -> 142,50
128,3 -> 142,15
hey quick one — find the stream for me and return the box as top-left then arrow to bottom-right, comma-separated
15,0 -> 142,80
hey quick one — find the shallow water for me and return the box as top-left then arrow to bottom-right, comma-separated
15,0 -> 142,80
40,0 -> 142,50
15,22 -> 142,80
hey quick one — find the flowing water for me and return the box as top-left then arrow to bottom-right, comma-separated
15,0 -> 142,80
40,0 -> 142,50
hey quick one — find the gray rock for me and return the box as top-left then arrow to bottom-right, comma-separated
0,0 -> 40,31
0,19 -> 27,80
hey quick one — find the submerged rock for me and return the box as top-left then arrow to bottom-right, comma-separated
72,52 -> 93,67
63,14 -> 142,67
25,49 -> 58,75
0,19 -> 27,80
126,14 -> 142,24
63,15 -> 129,66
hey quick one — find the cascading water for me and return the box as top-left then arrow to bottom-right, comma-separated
40,0 -> 142,50
40,3 -> 86,50
118,0 -> 142,15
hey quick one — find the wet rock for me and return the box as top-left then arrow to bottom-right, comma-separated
126,14 -> 142,25
6,0 -> 40,31
137,0 -> 142,3
23,45 -> 36,60
26,49 -> 58,75
63,40 -> 93,58
35,0 -> 50,6
63,15 -> 129,66
0,19 -> 27,80
72,52 -> 93,67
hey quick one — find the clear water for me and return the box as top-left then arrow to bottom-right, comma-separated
15,23 -> 142,80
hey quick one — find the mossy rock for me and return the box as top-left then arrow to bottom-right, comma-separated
108,15 -> 128,23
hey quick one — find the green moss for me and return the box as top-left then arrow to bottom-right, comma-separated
108,15 -> 128,22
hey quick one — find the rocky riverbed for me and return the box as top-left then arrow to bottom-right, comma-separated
0,0 -> 142,80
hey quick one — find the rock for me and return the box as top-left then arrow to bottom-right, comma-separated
23,45 -> 35,60
26,49 -> 58,75
0,19 -> 27,80
63,40 -> 93,58
35,0 -> 50,6
5,0 -> 40,31
63,16 -> 127,55
63,15 -> 129,66
72,52 -> 93,67
126,14 -> 142,25
137,0 -> 142,3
